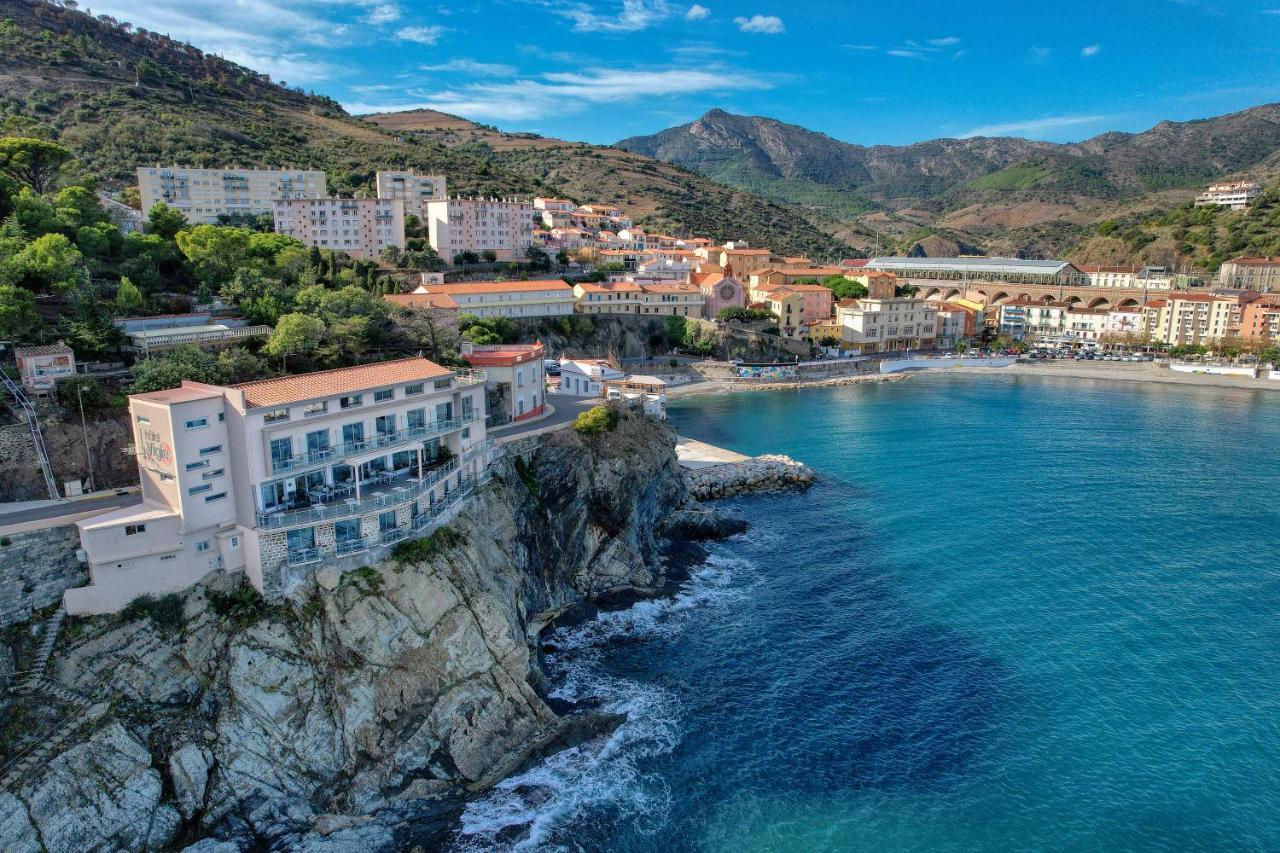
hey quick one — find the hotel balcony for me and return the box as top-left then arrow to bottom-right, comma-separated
270,409 -> 482,476
286,546 -> 322,566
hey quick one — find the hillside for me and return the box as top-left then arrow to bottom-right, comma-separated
618,106 -> 1280,258
0,0 -> 852,259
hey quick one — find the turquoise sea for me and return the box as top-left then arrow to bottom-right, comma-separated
456,373 -> 1280,852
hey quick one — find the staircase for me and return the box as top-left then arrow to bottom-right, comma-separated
0,372 -> 61,501
14,606 -> 65,694
0,698 -> 108,791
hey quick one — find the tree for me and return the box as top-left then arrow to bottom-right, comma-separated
129,346 -> 217,393
481,249 -> 498,263
61,299 -> 126,357
573,404 -> 619,436
146,203 -> 188,240
175,225 -> 253,290
0,282 -> 40,341
717,306 -> 775,323
380,245 -> 403,265
2,233 -> 87,293
822,274 -> 868,301
0,137 -> 72,194
265,313 -> 324,369
114,276 -> 144,313
56,375 -> 117,418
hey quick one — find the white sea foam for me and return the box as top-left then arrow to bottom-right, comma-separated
451,549 -> 751,851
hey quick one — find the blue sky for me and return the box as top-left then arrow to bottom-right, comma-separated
93,0 -> 1280,146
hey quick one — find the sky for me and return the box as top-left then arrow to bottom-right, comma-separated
90,0 -> 1280,147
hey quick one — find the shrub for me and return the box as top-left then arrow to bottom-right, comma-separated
206,584 -> 267,626
345,565 -> 384,597
574,404 -> 619,436
120,593 -> 185,635
391,526 -> 466,566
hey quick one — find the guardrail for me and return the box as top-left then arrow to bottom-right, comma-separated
259,457 -> 462,530
270,412 -> 480,475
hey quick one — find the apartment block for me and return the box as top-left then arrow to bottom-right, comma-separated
1239,294 -> 1280,342
375,171 -> 447,220
573,280 -> 705,317
1218,256 -> 1280,291
66,358 -> 490,615
272,197 -> 405,259
137,166 -> 326,224
410,279 -> 576,318
426,198 -> 537,261
1194,181 -> 1262,211
1140,293 -> 1257,346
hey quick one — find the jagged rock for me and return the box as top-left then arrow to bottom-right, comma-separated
169,743 -> 214,820
3,413 -> 708,850
314,567 -> 340,591
684,454 -> 816,500
181,840 -> 243,853
1,722 -> 181,851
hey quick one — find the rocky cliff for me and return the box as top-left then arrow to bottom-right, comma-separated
0,412 -> 732,851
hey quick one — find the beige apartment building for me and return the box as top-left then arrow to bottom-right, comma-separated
836,273 -> 939,352
137,166 -> 326,224
573,280 -> 705,316
272,197 -> 405,259
1140,292 -> 1256,345
1218,257 -> 1280,291
426,197 -> 537,261
375,170 -> 447,220
411,279 -> 577,318
66,358 -> 490,615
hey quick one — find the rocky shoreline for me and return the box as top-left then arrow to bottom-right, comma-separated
0,412 -> 742,852
685,454 -> 816,500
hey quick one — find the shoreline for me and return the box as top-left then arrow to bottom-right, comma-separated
666,361 -> 1280,398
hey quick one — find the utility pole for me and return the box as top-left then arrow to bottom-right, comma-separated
77,385 -> 96,494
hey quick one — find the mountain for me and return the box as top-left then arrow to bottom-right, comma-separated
617,106 -> 1280,259
0,0 -> 852,260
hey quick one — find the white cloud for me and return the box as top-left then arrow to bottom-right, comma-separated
685,3 -> 710,19
1029,45 -> 1052,63
365,3 -> 402,24
1081,43 -> 1101,57
556,0 -> 678,32
886,49 -> 927,60
420,58 -> 518,77
884,37 -> 963,60
928,36 -> 961,47
345,65 -> 772,122
396,25 -> 446,44
959,114 -> 1109,139
734,13 -> 784,33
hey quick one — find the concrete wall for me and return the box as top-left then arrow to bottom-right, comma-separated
879,356 -> 1016,373
0,525 -> 86,626
1169,363 -> 1257,377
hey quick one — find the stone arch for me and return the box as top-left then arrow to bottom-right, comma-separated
1065,295 -> 1083,306
944,288 -> 963,301
1118,297 -> 1140,308
1039,294 -> 1056,304
973,290 -> 989,303
990,291 -> 1011,305
924,287 -> 943,301
1088,296 -> 1112,310
1017,293 -> 1032,302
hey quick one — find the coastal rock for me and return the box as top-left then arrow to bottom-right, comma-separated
1,411 -> 696,851
685,454 -> 816,500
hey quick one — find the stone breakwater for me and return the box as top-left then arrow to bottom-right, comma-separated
685,455 -> 816,500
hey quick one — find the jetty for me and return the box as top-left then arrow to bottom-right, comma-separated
676,437 -> 815,499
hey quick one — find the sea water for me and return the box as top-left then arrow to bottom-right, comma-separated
455,373 -> 1280,852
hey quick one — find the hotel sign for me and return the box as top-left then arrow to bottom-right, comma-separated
138,427 -> 174,473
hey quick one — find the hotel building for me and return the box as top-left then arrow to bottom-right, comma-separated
573,280 -> 706,316
1140,292 -> 1257,346
137,166 -> 326,224
66,358 -> 490,615
425,197 -> 537,261
272,197 -> 405,259
375,171 -> 447,220
836,273 -> 939,353
410,280 -> 576,318
1194,182 -> 1262,211
461,341 -> 546,425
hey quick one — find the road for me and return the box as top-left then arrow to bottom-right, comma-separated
0,491 -> 139,531
487,395 -> 597,439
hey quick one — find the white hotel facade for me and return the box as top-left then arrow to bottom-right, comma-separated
137,166 -> 326,224
66,358 -> 491,615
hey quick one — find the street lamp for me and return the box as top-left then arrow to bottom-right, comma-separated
76,384 -> 96,494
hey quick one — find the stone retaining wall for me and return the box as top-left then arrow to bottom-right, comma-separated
685,454 -> 816,500
0,524 -> 86,625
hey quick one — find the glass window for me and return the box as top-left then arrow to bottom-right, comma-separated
303,401 -> 328,417
202,468 -> 224,481
340,395 -> 363,409
434,378 -> 452,391
188,484 -> 212,495
199,445 -> 222,456
125,524 -> 146,535
270,437 -> 293,468
195,541 -> 210,552
205,492 -> 227,503
406,408 -> 425,431
136,415 -> 150,425
186,460 -> 209,471
404,383 -> 424,396
379,510 -> 398,532
374,388 -> 394,402
185,417 -> 209,430
305,429 -> 330,456
263,409 -> 290,424
375,414 -> 396,436
342,422 -> 364,446
335,518 -> 360,543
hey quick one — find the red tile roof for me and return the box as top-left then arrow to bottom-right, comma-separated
423,279 -> 572,295
385,292 -> 459,310
232,357 -> 453,409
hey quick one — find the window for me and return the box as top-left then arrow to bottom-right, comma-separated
303,402 -> 328,417
161,554 -> 176,562
263,408 -> 290,424
406,408 -> 425,431
404,383 -> 424,396
230,536 -> 240,548
375,414 -> 396,436
125,524 -> 147,536
185,417 -> 209,430
186,460 -> 209,471
205,492 -> 227,503
195,541 -> 211,553
189,483 -> 212,495
434,378 -> 452,391
199,445 -> 222,456
342,422 -> 364,446
340,394 -> 363,409
270,437 -> 293,468
462,427 -> 471,440
379,510 -> 398,532
374,388 -> 394,402
202,468 -> 224,481
136,415 -> 150,425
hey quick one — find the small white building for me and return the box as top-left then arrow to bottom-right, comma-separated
1195,181 -> 1262,211
461,341 -> 546,425
14,342 -> 76,393
557,359 -> 625,396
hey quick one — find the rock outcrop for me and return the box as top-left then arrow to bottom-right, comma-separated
0,412 -> 734,851
684,454 -> 816,500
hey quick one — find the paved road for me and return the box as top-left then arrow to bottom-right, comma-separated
0,491 -> 139,529
487,395 -> 597,439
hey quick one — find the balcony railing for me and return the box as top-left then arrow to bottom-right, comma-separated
258,457 -> 462,530
270,411 -> 480,475
286,546 -> 322,566
335,538 -> 367,556
380,527 -> 409,545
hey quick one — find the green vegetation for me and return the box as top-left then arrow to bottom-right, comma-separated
574,404 -> 620,436
967,163 -> 1048,192
344,565 -> 385,597
206,583 -> 268,626
120,593 -> 185,635
716,306 -> 776,322
459,314 -> 518,345
391,526 -> 466,565
513,456 -> 540,497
